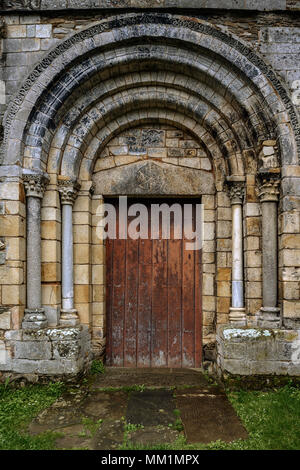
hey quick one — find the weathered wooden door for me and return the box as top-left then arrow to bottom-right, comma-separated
105,198 -> 202,367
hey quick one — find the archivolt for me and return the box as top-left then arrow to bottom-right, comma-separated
2,13 -> 299,175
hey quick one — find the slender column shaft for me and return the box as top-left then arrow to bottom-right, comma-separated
22,172 -> 49,329
228,181 -> 246,326
262,201 -> 278,309
62,203 -> 74,310
58,178 -> 80,326
258,171 -> 280,328
27,196 -> 42,310
231,202 -> 244,308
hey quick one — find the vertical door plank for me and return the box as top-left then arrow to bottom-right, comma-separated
105,237 -> 113,366
124,237 -> 139,367
167,236 -> 182,367
152,238 -> 168,367
137,238 -> 152,367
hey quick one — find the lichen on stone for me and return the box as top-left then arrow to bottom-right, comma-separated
223,328 -> 272,340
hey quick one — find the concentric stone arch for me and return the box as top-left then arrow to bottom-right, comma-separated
1,12 -> 299,174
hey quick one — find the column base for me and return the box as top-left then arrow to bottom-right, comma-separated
60,309 -> 79,327
22,308 -> 48,330
229,307 -> 247,326
257,307 -> 281,328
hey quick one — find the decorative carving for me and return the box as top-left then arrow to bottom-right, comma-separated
257,171 -> 281,203
58,178 -> 81,205
228,182 -> 245,205
135,162 -> 165,192
3,0 -> 41,9
23,173 -> 49,198
1,14 -> 300,164
258,140 -> 280,169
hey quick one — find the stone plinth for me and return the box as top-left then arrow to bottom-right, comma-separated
217,325 -> 300,376
0,325 -> 91,381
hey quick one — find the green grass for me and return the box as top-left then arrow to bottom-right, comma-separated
94,384 -> 146,393
90,359 -> 105,375
119,385 -> 300,450
222,385 -> 300,450
0,381 -> 65,450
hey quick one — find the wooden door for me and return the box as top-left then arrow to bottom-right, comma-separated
105,198 -> 202,368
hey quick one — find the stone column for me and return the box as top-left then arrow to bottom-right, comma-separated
58,178 -> 81,326
22,172 -> 49,329
257,170 -> 281,328
228,180 -> 247,326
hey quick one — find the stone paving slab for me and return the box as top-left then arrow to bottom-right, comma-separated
126,389 -> 177,427
91,367 -> 208,389
175,387 -> 248,444
127,426 -> 179,447
28,369 -> 248,449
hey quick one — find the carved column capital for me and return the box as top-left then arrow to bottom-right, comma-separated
23,173 -> 49,199
257,171 -> 280,203
58,178 -> 81,205
227,181 -> 245,205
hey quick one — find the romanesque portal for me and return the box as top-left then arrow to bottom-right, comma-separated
0,2 -> 300,379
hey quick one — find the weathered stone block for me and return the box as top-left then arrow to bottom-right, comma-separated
2,285 -> 25,306
202,273 -> 214,296
0,341 -> 7,365
217,326 -> 300,376
74,284 -> 90,304
74,265 -> 89,285
42,284 -> 61,306
74,244 -> 90,264
14,341 -> 52,360
217,296 -> 230,313
52,340 -> 80,360
35,24 -> 52,38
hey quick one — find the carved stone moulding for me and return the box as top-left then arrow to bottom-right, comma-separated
226,176 -> 245,205
257,169 -> 281,203
58,176 -> 81,205
22,171 -> 50,198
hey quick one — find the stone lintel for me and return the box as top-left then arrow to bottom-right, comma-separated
93,160 -> 214,196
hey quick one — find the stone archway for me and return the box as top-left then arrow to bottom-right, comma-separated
1,12 -> 299,378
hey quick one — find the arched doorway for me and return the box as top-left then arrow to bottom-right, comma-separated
1,13 -> 299,378
92,123 -> 213,367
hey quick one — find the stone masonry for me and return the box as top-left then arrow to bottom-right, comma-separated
0,1 -> 299,380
